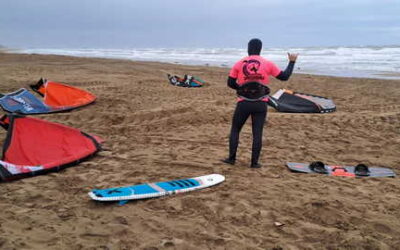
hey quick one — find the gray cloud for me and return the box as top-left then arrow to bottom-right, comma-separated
0,0 -> 399,48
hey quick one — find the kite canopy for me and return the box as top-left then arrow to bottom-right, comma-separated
0,114 -> 102,181
268,89 -> 336,113
167,74 -> 205,87
0,88 -> 61,114
30,78 -> 96,108
0,78 -> 96,115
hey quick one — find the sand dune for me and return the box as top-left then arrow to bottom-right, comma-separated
0,52 -> 399,249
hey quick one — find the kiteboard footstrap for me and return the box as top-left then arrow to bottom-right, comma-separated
309,161 -> 328,174
354,164 -> 370,176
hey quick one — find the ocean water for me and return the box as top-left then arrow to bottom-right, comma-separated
16,46 -> 400,79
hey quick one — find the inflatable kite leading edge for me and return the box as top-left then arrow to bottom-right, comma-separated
0,114 -> 102,181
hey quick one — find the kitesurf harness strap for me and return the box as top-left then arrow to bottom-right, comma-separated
238,95 -> 269,102
276,61 -> 295,81
236,82 -> 270,101
354,164 -> 370,177
309,161 -> 328,174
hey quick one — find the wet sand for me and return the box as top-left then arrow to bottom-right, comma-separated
0,52 -> 399,249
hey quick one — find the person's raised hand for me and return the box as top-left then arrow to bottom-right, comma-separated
287,53 -> 299,62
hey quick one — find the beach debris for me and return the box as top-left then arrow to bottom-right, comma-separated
274,221 -> 285,227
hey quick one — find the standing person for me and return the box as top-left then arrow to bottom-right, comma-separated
223,38 -> 298,168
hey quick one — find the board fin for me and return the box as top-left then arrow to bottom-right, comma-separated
118,200 -> 129,206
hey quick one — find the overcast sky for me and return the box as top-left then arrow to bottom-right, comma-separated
1,0 -> 399,48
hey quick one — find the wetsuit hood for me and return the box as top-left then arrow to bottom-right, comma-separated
248,39 -> 262,55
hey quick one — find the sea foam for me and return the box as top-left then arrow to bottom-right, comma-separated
17,46 -> 400,79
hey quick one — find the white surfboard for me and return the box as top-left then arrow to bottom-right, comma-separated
88,174 -> 225,202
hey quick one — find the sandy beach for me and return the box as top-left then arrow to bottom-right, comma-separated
0,52 -> 399,249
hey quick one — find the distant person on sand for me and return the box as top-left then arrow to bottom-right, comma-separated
223,38 -> 298,168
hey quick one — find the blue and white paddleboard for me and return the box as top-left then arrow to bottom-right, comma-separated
88,174 -> 225,202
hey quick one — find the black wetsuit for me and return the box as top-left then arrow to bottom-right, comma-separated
226,39 -> 295,167
228,101 -> 267,165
